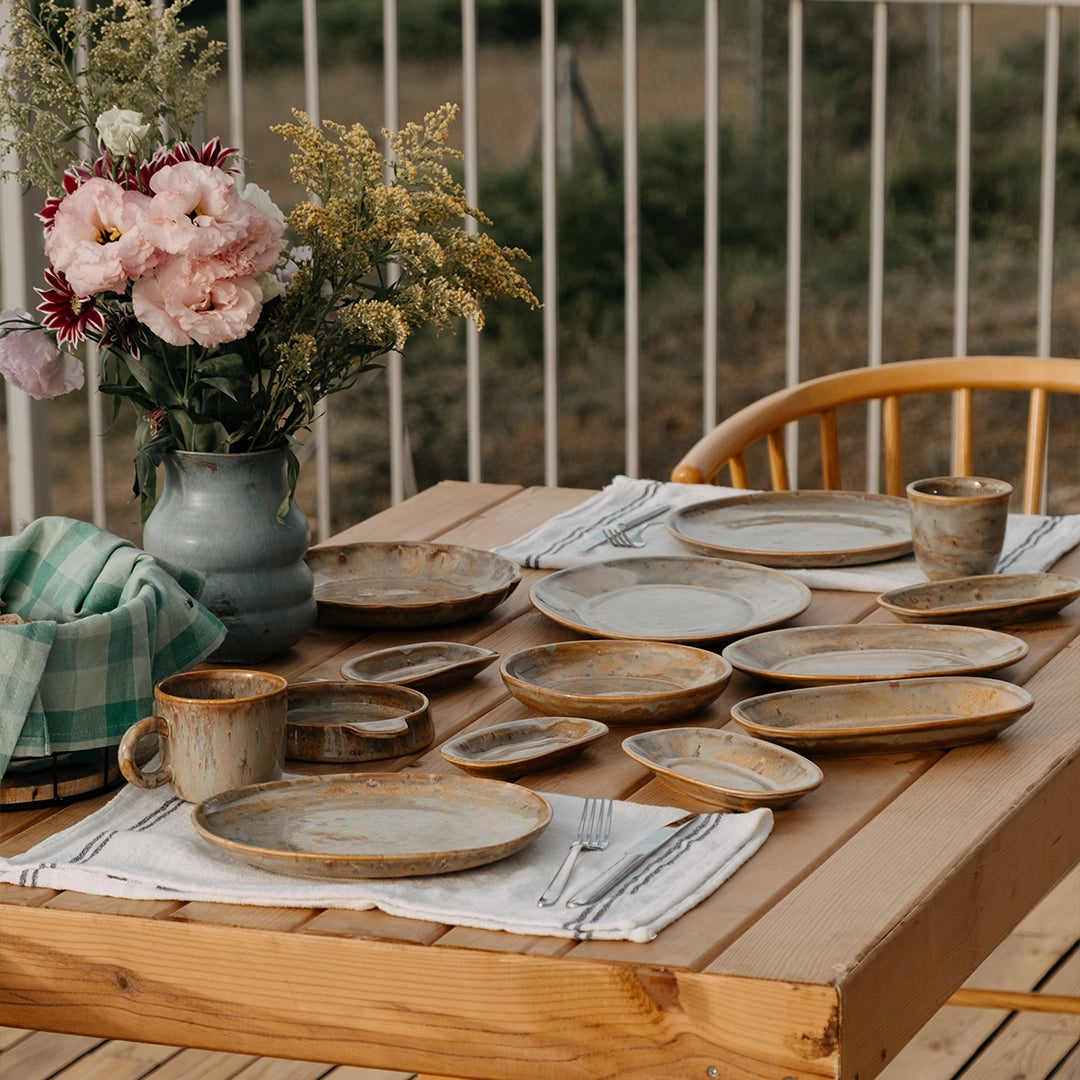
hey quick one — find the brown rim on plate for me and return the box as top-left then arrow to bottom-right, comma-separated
441,716 -> 609,779
340,641 -> 499,690
729,676 -> 1034,753
192,773 -> 552,879
306,542 -> 521,628
668,490 -> 913,568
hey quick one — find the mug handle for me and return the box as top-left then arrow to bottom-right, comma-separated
118,715 -> 171,790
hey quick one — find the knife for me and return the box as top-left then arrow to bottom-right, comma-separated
564,813 -> 700,907
579,504 -> 672,552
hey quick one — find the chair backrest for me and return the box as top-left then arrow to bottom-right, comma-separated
670,357 -> 1080,514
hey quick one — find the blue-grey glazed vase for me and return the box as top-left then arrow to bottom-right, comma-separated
143,449 -> 317,662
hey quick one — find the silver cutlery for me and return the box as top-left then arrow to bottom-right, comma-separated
602,523 -> 646,548
537,797 -> 613,906
565,812 -> 700,907
580,504 -> 672,553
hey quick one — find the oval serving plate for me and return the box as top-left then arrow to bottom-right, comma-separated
729,676 -> 1034,754
306,542 -> 521,628
286,681 -> 433,762
441,716 -> 609,780
192,773 -> 552,879
341,641 -> 499,691
622,727 -> 823,811
722,623 -> 1027,686
668,490 -> 913,567
529,556 -> 810,642
500,640 -> 732,724
877,572 -> 1080,627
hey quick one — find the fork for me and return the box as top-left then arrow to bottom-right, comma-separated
603,523 -> 647,548
537,797 -> 613,906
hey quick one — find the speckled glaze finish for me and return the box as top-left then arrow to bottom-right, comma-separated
118,669 -> 287,804
906,475 -> 1012,580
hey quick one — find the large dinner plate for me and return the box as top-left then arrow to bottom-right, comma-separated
500,640 -> 732,724
722,623 -> 1028,685
192,773 -> 552,879
668,491 -> 913,567
729,676 -> 1034,753
529,556 -> 811,642
306,542 -> 521,628
877,572 -> 1080,627
621,727 -> 823,811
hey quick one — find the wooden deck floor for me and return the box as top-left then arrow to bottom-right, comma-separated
3,861 -> 1077,1080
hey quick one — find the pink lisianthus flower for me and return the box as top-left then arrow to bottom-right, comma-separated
43,177 -> 157,296
0,310 -> 85,399
131,257 -> 263,348
140,162 -> 282,273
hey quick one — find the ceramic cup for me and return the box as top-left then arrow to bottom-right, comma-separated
118,669 -> 287,803
906,475 -> 1012,581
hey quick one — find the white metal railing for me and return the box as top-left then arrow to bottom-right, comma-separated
2,0 -> 1077,536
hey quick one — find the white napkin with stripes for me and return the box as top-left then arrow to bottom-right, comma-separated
0,781 -> 772,942
494,475 -> 1080,593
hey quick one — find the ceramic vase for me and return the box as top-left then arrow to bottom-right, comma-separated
143,449 -> 317,662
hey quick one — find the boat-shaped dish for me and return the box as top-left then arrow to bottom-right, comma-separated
668,490 -> 913,567
500,640 -> 732,724
877,572 -> 1080,627
192,773 -> 552,879
722,623 -> 1027,686
286,681 -> 433,762
621,727 -> 823,811
341,641 -> 499,690
441,717 -> 609,779
729,676 -> 1034,754
306,542 -> 521,628
529,555 -> 810,642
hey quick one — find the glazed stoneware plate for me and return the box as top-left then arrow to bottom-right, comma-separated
285,681 -> 433,762
500,640 -> 732,724
529,556 -> 811,642
306,542 -> 521,628
441,717 -> 609,779
668,490 -> 913,567
877,572 -> 1080,628
729,676 -> 1034,754
722,623 -> 1028,686
621,727 -> 823,811
341,641 -> 499,691
192,773 -> 552,879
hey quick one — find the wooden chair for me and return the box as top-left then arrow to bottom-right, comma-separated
671,356 -> 1080,514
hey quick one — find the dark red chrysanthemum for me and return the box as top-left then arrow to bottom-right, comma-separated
36,268 -> 106,346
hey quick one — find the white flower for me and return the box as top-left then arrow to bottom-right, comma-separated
239,182 -> 286,228
96,108 -> 151,157
0,310 -> 85,399
256,271 -> 286,302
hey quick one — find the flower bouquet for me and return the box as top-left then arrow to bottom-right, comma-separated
0,0 -> 538,519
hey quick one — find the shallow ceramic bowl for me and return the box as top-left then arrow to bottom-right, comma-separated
621,727 -> 823,811
877,572 -> 1080,627
286,681 -> 433,762
306,542 -> 521,628
341,641 -> 499,691
441,716 -> 609,779
729,676 -> 1034,754
721,623 -> 1028,685
500,640 -> 732,724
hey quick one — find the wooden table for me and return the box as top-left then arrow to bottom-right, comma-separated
2,481 -> 1078,1080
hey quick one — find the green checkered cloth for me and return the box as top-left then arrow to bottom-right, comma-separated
0,517 -> 226,779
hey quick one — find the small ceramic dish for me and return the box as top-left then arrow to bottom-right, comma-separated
621,727 -> 823,811
500,639 -> 732,724
341,641 -> 499,691
729,676 -> 1034,754
306,542 -> 521,628
286,681 -> 433,762
440,716 -> 609,779
877,572 -> 1080,627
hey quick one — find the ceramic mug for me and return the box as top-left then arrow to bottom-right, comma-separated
906,475 -> 1012,581
118,669 -> 288,803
